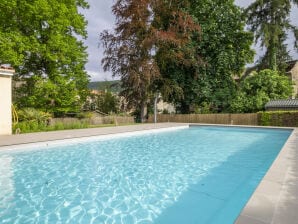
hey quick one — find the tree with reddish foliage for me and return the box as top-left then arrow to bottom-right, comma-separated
101,0 -> 200,122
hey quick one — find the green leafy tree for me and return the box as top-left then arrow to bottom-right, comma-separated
194,0 -> 254,113
231,69 -> 293,112
0,0 -> 89,115
244,0 -> 298,73
155,0 -> 254,113
17,76 -> 81,116
97,91 -> 119,115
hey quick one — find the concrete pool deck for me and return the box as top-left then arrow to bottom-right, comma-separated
0,123 -> 297,224
235,126 -> 298,224
0,123 -> 187,147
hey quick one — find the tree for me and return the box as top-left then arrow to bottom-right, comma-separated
194,0 -> 254,112
244,0 -> 298,73
0,0 -> 89,116
101,0 -> 200,121
101,0 -> 158,122
95,91 -> 119,115
16,76 -> 81,116
158,0 -> 254,113
231,69 -> 293,112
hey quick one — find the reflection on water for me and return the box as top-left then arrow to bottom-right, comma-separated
0,127 -> 291,223
0,155 -> 14,211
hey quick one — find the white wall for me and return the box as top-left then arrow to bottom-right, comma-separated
0,72 -> 13,135
291,63 -> 298,97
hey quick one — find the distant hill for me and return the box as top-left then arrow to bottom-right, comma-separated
88,80 -> 122,93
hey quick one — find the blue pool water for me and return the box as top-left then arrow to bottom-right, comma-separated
0,126 -> 292,224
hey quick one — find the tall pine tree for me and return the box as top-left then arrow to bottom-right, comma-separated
244,0 -> 298,72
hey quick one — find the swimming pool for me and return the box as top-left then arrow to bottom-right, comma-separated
0,126 -> 292,224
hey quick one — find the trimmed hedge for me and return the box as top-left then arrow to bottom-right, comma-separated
258,111 -> 298,127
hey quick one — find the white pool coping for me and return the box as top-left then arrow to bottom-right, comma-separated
0,125 -> 188,153
0,123 -> 187,148
235,127 -> 298,224
0,123 -> 297,224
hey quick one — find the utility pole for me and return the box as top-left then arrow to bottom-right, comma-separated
154,92 -> 159,123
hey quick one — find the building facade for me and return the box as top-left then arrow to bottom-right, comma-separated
286,60 -> 298,98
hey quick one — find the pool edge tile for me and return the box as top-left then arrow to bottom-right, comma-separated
235,214 -> 268,224
235,128 -> 298,224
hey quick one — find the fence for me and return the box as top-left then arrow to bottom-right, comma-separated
148,113 -> 258,126
51,116 -> 135,126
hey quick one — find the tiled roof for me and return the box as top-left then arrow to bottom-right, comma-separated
265,99 -> 298,108
0,65 -> 14,70
0,65 -> 15,74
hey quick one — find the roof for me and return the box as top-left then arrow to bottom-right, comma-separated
0,65 -> 15,76
265,99 -> 298,108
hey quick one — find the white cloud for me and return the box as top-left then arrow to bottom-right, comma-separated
235,0 -> 252,7
82,0 -> 115,81
86,70 -> 119,82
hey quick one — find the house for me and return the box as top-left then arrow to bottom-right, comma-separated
0,65 -> 15,135
157,99 -> 176,114
265,99 -> 298,111
286,60 -> 298,98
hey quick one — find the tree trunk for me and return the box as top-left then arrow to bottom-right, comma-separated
271,44 -> 277,71
140,101 -> 148,123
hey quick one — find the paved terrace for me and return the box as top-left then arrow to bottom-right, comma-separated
0,123 -> 297,224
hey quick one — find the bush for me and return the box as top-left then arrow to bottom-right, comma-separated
75,112 -> 93,119
258,111 -> 298,127
14,121 -> 48,133
13,120 -> 89,134
18,108 -> 52,124
13,108 -> 51,133
231,69 -> 293,113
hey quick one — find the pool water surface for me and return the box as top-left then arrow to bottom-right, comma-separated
0,126 -> 292,223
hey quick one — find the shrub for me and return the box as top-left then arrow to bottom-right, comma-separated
258,111 -> 298,127
231,69 -> 293,113
13,108 -> 52,133
18,108 -> 51,124
75,112 -> 93,119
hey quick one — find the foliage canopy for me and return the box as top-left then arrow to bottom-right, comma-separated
101,0 -> 200,121
244,0 -> 298,72
231,69 -> 293,113
157,0 -> 254,113
0,0 -> 89,116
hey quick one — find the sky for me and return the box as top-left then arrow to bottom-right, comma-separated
82,0 -> 298,81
